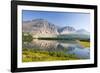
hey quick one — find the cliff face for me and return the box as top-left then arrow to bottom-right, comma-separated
23,19 -> 59,36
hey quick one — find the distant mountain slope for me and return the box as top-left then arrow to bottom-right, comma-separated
76,29 -> 90,35
59,26 -> 76,34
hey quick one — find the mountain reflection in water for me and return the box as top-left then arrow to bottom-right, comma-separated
23,39 -> 90,59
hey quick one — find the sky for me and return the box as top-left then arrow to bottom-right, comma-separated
22,10 -> 90,32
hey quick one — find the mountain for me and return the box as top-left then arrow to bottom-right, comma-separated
23,19 -> 59,36
23,19 -> 90,40
58,26 -> 76,34
76,29 -> 90,35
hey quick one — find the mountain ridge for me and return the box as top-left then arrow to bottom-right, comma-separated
23,19 -> 90,36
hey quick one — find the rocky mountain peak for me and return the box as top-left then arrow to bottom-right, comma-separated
23,19 -> 59,36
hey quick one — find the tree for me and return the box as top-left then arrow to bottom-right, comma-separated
22,32 -> 33,42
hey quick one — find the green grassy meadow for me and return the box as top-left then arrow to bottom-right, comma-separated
22,49 -> 79,62
78,41 -> 90,48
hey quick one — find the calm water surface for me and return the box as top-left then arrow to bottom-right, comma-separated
23,39 -> 90,59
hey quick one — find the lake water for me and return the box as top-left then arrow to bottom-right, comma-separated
23,39 -> 90,59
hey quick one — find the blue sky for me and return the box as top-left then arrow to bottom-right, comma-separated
22,10 -> 90,32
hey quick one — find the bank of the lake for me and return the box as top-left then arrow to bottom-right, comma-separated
22,49 -> 80,62
78,41 -> 90,48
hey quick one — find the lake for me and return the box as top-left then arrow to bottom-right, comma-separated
22,39 -> 90,59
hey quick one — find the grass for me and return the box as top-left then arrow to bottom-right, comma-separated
22,49 -> 79,62
78,41 -> 90,48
